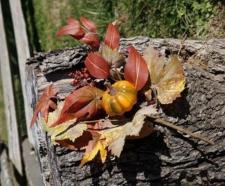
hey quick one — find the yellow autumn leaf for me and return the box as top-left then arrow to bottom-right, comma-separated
41,102 -> 74,136
99,105 -> 158,157
79,105 -> 157,166
53,123 -> 87,142
80,138 -> 107,166
42,101 -> 87,144
143,46 -> 185,104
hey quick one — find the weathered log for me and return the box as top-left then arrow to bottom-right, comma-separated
26,37 -> 225,186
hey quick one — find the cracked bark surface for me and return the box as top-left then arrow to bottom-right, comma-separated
26,37 -> 225,186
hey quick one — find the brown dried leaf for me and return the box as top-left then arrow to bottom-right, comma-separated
143,46 -> 185,104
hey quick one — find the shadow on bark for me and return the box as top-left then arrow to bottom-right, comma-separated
88,132 -> 169,185
161,88 -> 190,119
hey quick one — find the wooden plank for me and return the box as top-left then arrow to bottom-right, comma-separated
0,0 -> 23,175
0,149 -> 19,186
8,0 -> 34,145
22,139 -> 44,186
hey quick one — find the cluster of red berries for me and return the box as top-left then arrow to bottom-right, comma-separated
69,67 -> 94,88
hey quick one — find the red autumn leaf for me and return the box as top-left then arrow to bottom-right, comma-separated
80,16 -> 97,32
104,23 -> 120,49
56,18 -> 84,39
51,86 -> 104,127
56,17 -> 100,49
124,46 -> 149,91
84,52 -> 110,79
80,32 -> 100,49
66,18 -> 78,25
30,84 -> 58,127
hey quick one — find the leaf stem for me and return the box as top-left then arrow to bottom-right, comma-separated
114,68 -> 122,80
80,119 -> 120,124
149,116 -> 214,145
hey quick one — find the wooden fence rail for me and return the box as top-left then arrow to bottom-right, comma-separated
0,0 -> 22,175
8,0 -> 34,145
0,0 -> 43,185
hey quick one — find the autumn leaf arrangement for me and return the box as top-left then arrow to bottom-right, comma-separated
30,17 -> 213,166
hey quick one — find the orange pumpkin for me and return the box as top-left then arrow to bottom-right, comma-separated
102,80 -> 137,116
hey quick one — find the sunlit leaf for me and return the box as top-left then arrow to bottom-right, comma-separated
100,105 -> 157,157
53,123 -> 87,142
80,105 -> 157,165
104,23 -> 120,49
41,102 -> 76,142
80,135 -> 107,166
30,84 -> 58,127
85,52 -> 110,79
100,44 -> 124,67
124,46 -> 149,90
143,46 -> 185,104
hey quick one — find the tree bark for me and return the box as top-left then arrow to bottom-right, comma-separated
26,37 -> 225,186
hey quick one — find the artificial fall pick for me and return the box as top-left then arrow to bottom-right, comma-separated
31,16 -> 214,166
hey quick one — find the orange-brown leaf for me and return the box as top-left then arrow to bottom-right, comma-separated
51,86 -> 104,127
30,84 -> 58,127
104,23 -> 120,49
124,46 -> 149,91
85,52 -> 110,79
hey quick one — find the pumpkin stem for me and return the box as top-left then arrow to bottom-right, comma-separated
104,81 -> 117,95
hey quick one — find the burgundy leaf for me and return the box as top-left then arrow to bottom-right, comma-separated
85,52 -> 110,79
104,23 -> 120,49
124,46 -> 149,90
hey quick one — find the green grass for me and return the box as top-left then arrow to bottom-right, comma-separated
24,0 -> 225,52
